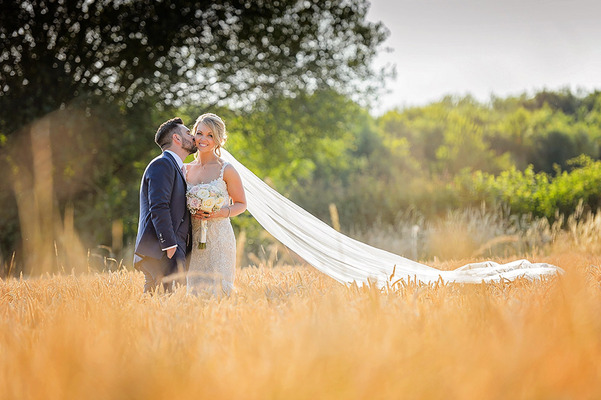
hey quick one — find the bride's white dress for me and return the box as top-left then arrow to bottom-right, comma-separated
220,149 -> 564,287
186,162 -> 236,295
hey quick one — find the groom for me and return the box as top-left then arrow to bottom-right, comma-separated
134,117 -> 197,293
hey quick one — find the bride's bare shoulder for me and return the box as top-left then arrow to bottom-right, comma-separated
222,162 -> 240,179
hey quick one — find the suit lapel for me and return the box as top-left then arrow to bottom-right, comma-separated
163,151 -> 186,182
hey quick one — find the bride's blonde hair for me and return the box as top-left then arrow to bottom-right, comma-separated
192,113 -> 228,156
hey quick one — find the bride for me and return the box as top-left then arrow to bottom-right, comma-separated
184,114 -> 563,294
183,113 -> 246,295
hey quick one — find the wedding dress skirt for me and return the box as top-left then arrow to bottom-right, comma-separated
221,150 -> 563,288
186,167 -> 236,295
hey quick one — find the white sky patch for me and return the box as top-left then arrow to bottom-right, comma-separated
366,0 -> 601,114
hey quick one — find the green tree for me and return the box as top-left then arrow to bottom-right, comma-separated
0,0 -> 390,266
0,0 -> 389,134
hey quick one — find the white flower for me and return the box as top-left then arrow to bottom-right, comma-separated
216,197 -> 226,208
188,197 -> 201,210
200,197 -> 216,212
197,188 -> 210,199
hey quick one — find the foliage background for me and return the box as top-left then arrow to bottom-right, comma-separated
1,0 -> 601,274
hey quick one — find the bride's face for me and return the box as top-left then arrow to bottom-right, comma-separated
194,123 -> 216,153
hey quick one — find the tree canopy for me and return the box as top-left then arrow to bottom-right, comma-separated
0,0 -> 391,267
0,0 -> 389,134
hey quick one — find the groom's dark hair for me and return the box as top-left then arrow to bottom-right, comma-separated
155,117 -> 184,149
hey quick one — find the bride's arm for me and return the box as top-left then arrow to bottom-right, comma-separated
215,164 -> 247,218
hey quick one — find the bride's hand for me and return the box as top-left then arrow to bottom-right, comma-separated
192,211 -> 211,220
204,207 -> 230,219
204,210 -> 220,219
192,208 -> 229,220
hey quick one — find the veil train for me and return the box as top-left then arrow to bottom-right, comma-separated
222,150 -> 563,287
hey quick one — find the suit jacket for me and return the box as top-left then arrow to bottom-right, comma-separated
134,151 -> 191,271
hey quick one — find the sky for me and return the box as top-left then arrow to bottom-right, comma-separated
365,0 -> 601,114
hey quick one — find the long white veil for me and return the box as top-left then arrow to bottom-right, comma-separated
222,149 -> 563,287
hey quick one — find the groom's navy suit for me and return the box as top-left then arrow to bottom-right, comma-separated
134,151 -> 191,291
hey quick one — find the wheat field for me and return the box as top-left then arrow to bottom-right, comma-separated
2,250 -> 601,400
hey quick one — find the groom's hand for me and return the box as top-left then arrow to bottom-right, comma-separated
166,247 -> 176,259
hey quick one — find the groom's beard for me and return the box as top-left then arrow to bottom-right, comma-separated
182,139 -> 198,154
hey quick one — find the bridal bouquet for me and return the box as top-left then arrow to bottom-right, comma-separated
186,184 -> 227,249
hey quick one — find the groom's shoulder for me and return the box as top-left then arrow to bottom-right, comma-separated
144,153 -> 173,173
148,153 -> 171,166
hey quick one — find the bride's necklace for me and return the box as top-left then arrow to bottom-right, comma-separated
197,159 -> 220,169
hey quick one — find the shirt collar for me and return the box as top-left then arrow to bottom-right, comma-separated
164,150 -> 184,170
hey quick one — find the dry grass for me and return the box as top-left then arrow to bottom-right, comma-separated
2,252 -> 601,400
